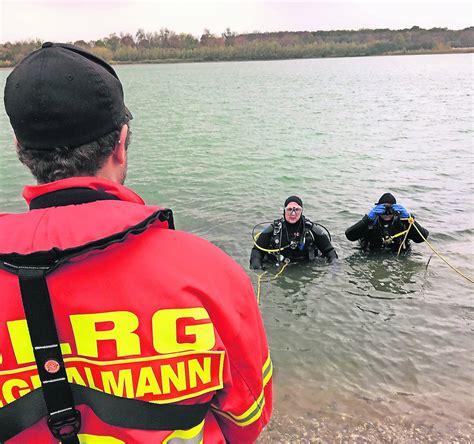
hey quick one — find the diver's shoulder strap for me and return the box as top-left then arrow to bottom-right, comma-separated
301,217 -> 314,241
270,218 -> 284,249
304,218 -> 315,233
272,218 -> 283,234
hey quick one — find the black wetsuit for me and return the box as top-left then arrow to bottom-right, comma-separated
345,214 -> 429,252
250,217 -> 337,269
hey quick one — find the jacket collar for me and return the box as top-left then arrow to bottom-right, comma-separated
23,177 -> 145,207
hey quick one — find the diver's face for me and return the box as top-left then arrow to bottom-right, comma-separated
380,214 -> 394,224
284,202 -> 302,224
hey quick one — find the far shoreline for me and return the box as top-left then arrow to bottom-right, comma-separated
0,47 -> 472,69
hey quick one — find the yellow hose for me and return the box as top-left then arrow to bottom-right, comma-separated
253,232 -> 289,254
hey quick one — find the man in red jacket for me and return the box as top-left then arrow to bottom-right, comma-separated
0,43 -> 272,444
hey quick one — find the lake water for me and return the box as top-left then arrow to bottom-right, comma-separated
1,54 -> 473,441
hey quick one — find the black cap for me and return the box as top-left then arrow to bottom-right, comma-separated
284,195 -> 303,207
4,42 -> 132,150
377,193 -> 396,205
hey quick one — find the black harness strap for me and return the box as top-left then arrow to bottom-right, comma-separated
0,384 -> 210,442
17,266 -> 81,444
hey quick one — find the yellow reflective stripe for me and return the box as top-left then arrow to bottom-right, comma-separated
78,434 -> 124,443
262,355 -> 273,387
215,391 -> 265,426
212,354 -> 273,427
163,419 -> 205,444
262,354 -> 272,375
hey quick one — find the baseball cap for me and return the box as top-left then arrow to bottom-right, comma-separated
4,42 -> 132,150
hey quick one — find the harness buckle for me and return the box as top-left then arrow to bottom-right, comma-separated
47,409 -> 81,440
273,220 -> 282,235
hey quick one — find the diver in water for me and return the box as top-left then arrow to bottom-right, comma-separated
345,192 -> 429,252
250,196 -> 338,269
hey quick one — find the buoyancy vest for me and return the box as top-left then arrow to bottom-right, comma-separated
270,217 -> 317,260
362,216 -> 410,252
0,177 -> 273,444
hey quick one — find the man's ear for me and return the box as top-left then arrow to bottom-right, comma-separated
114,124 -> 128,165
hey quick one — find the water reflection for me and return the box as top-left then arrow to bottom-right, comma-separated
255,258 -> 332,318
345,250 -> 428,297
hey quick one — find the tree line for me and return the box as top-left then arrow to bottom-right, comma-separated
1,26 -> 473,66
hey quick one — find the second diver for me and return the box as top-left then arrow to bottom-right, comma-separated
345,192 -> 429,253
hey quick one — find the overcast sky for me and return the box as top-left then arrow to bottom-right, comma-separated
1,0 -> 472,44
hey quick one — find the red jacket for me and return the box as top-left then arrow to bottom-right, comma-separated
0,177 -> 272,443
